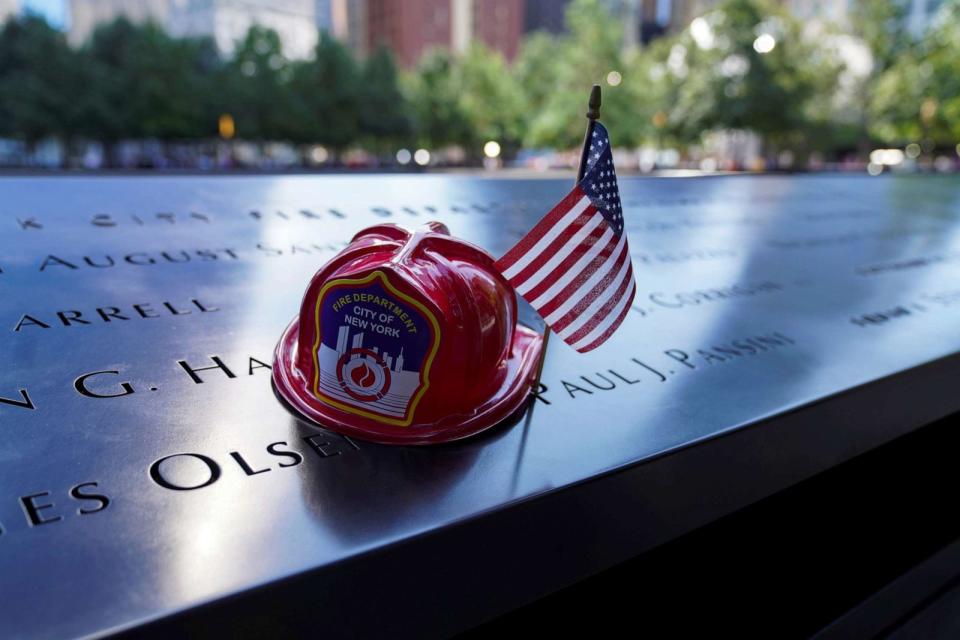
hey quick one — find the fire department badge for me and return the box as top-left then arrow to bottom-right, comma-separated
312,270 -> 440,426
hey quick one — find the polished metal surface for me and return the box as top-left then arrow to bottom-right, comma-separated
2,174 -> 960,637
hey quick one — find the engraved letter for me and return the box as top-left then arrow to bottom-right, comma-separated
178,356 -> 236,384
74,371 -> 135,398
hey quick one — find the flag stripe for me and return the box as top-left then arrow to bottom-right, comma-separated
554,259 -> 633,344
515,215 -> 606,295
573,287 -> 637,353
498,194 -> 590,277
540,231 -> 625,323
496,188 -> 586,269
549,241 -> 631,331
528,225 -> 615,308
507,207 -> 593,287
563,264 -> 634,345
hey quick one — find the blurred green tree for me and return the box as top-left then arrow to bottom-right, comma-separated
618,43 -> 671,148
850,0 -> 913,151
358,46 -> 412,154
83,18 -> 140,148
84,19 -> 221,164
851,0 -> 913,74
0,0 -> 934,165
0,14 -> 87,158
870,1 -> 960,147
408,44 -> 525,158
406,49 -> 473,150
525,0 -> 631,148
513,32 -> 563,129
289,34 -> 361,154
456,44 -> 525,157
222,26 -> 294,143
653,0 -> 840,159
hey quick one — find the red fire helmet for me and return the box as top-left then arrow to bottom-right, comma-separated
273,221 -> 545,445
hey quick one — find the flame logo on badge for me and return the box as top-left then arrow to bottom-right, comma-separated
351,362 -> 376,388
336,348 -> 392,402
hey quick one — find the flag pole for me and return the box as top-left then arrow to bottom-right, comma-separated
529,85 -> 601,394
513,85 -> 602,491
578,85 -> 602,182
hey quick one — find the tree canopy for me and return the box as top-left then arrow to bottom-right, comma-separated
869,1 -> 960,146
0,0 -> 954,167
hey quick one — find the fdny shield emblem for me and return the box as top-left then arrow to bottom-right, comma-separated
312,270 -> 441,426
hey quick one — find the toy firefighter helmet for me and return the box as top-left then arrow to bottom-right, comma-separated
273,221 -> 545,445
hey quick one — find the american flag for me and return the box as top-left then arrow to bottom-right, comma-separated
495,122 -> 635,353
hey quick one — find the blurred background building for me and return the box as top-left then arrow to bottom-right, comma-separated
364,0 -> 523,67
523,0 -> 676,45
0,0 -> 18,22
606,0 -> 675,46
66,0 -> 530,65
68,0 -> 167,46
318,0 -> 368,57
674,0 -> 941,33
524,0 -> 568,33
32,0 -> 955,63
59,0 -> 949,64
69,0 -> 319,58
